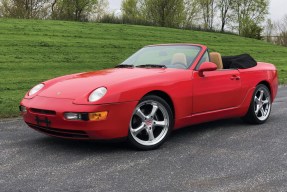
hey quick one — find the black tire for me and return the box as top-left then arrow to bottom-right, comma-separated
242,84 -> 272,124
128,95 -> 174,150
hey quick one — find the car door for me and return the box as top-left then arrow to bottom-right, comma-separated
192,69 -> 242,114
192,67 -> 242,114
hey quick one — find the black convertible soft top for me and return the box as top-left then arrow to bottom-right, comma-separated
222,54 -> 257,69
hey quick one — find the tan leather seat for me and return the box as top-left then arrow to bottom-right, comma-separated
210,52 -> 223,70
171,53 -> 187,67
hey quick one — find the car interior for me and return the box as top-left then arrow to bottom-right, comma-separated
171,53 -> 188,68
195,51 -> 257,70
210,52 -> 223,69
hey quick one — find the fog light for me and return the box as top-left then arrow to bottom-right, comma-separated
89,111 -> 108,121
64,113 -> 82,120
19,105 -> 27,113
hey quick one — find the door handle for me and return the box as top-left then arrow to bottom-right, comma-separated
230,75 -> 240,80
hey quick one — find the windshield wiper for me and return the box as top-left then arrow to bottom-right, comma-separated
136,64 -> 167,68
115,64 -> 134,68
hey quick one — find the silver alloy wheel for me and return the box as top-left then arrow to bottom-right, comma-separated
254,88 -> 271,121
129,100 -> 170,146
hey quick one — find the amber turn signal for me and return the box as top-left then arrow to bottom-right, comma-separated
89,111 -> 108,121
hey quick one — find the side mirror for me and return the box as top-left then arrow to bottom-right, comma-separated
198,62 -> 217,77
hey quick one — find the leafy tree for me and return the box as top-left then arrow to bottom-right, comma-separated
51,0 -> 99,21
274,15 -> 287,46
184,0 -> 200,28
265,18 -> 274,43
87,0 -> 109,21
231,0 -> 269,37
121,0 -> 141,20
217,0 -> 232,32
240,16 -> 263,39
197,0 -> 216,30
144,0 -> 185,27
0,0 -> 49,19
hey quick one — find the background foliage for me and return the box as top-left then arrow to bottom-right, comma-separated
0,0 -> 271,39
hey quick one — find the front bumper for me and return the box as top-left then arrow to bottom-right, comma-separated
20,96 -> 138,140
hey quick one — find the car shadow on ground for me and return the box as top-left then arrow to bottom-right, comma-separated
171,118 -> 244,137
24,117 -> 251,154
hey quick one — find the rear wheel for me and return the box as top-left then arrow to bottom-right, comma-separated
242,84 -> 272,124
128,95 -> 173,150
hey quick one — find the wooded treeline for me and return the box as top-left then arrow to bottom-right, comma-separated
1,0 -> 286,44
119,0 -> 269,39
264,16 -> 287,47
0,0 -> 108,21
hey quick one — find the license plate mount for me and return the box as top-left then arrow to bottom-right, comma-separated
35,116 -> 51,127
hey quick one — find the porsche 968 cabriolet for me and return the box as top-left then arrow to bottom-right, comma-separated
20,44 -> 278,150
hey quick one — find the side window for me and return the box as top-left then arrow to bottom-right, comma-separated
196,51 -> 210,70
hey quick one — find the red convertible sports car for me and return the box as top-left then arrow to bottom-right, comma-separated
20,44 -> 278,150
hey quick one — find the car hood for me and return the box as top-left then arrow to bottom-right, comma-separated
38,68 -> 169,99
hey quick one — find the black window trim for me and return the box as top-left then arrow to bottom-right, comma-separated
194,50 -> 210,71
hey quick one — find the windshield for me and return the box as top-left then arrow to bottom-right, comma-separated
121,45 -> 201,69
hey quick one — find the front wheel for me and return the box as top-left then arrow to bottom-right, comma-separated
242,84 -> 272,124
128,95 -> 173,150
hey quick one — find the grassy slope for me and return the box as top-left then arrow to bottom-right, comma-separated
0,18 -> 286,118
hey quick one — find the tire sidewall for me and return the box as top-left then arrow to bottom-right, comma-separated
249,84 -> 272,124
128,95 -> 174,150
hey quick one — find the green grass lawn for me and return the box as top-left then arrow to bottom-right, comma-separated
0,18 -> 286,118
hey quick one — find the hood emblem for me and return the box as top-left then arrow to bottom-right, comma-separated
57,92 -> 62,96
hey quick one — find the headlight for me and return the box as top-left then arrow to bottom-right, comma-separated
88,87 -> 107,102
28,83 -> 44,96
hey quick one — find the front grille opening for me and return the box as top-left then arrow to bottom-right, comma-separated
27,123 -> 89,139
30,108 -> 56,115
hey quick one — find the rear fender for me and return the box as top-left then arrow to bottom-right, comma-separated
238,86 -> 256,116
